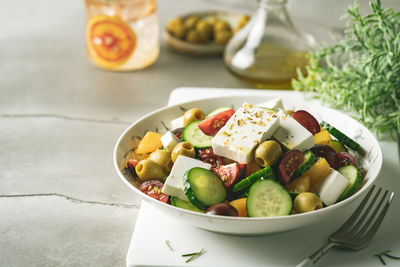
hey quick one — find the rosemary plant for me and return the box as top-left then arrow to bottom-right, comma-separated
292,0 -> 400,138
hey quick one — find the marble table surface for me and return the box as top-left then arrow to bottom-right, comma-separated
1,0 -> 399,266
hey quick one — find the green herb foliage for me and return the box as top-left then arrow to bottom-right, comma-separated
292,0 -> 400,138
182,248 -> 205,263
374,250 -> 400,265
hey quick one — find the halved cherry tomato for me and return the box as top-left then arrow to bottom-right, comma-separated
172,127 -> 184,140
198,148 -> 224,168
292,110 -> 321,135
139,180 -> 169,203
198,109 -> 235,136
212,163 -> 244,188
310,144 -> 337,167
127,159 -> 139,177
333,152 -> 357,169
278,150 -> 305,184
238,163 -> 247,178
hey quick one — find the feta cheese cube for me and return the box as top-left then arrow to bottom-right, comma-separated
273,115 -> 315,152
170,115 -> 184,130
212,103 -> 280,164
257,98 -> 284,111
161,155 -> 211,201
317,168 -> 350,206
161,131 -> 179,152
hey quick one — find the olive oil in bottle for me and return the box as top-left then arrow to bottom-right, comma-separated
224,0 -> 314,89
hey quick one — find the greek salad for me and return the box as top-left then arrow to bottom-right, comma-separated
122,98 -> 364,217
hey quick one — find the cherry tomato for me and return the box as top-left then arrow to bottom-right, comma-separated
172,127 -> 184,140
198,109 -> 235,136
278,150 -> 305,184
138,180 -> 169,203
333,152 -> 357,169
310,144 -> 337,167
205,203 -> 238,216
292,110 -> 321,135
198,148 -> 224,168
127,159 -> 139,177
238,163 -> 247,178
212,163 -> 244,188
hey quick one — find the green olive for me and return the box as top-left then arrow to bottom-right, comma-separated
254,140 -> 282,167
184,16 -> 200,29
234,15 -> 250,33
166,17 -> 187,39
183,108 -> 205,126
185,29 -> 208,44
149,149 -> 173,174
214,29 -> 233,45
135,159 -> 165,182
284,175 -> 311,193
294,192 -> 323,213
207,16 -> 219,26
214,20 -> 231,32
171,142 -> 195,163
195,20 -> 212,40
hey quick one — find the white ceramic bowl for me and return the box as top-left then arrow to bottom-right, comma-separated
113,95 -> 382,235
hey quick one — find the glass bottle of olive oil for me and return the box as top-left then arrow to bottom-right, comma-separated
224,0 -> 314,89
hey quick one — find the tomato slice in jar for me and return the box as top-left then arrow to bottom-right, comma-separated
198,148 -> 224,168
292,110 -> 321,135
333,152 -> 357,169
198,109 -> 235,136
86,15 -> 137,69
278,150 -> 305,184
139,180 -> 169,203
212,163 -> 244,188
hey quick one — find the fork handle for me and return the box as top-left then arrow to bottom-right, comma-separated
296,241 -> 336,267
296,258 -> 313,267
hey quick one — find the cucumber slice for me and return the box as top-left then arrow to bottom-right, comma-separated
183,167 -> 226,210
292,150 -> 317,179
232,166 -> 275,193
337,165 -> 362,202
246,179 -> 292,217
182,120 -> 213,149
206,106 -> 233,118
170,196 -> 204,213
320,121 -> 360,151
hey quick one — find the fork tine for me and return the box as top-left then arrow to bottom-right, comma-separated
354,190 -> 388,239
362,191 -> 395,241
347,188 -> 383,237
332,185 -> 375,235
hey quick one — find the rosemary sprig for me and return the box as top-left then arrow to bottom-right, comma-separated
165,240 -> 173,251
182,248 -> 205,263
374,250 -> 400,265
292,0 -> 400,138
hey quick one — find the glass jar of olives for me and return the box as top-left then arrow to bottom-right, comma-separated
224,0 -> 315,89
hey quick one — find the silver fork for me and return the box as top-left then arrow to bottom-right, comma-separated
297,185 -> 395,267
